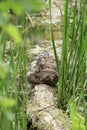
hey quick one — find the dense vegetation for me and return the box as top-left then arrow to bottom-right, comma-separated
0,0 -> 44,130
0,0 -> 87,130
50,0 -> 86,129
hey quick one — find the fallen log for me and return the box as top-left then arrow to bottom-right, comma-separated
27,84 -> 71,130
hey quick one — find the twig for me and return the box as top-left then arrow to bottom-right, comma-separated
25,10 -> 35,27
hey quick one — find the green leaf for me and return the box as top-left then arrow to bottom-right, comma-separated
5,24 -> 22,43
0,0 -> 44,14
0,96 -> 16,108
0,62 -> 10,79
0,1 -> 24,15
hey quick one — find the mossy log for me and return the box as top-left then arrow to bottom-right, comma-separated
27,84 -> 71,130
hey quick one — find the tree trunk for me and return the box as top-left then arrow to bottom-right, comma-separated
27,84 -> 71,130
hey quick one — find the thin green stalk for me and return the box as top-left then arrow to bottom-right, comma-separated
58,0 -> 69,109
49,0 -> 59,73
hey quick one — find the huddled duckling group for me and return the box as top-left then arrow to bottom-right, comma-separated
27,51 -> 58,86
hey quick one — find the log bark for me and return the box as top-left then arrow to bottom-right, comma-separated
27,84 -> 71,130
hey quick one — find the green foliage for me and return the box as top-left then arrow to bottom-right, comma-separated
0,0 -> 44,14
0,96 -> 15,108
58,0 -> 87,107
0,62 -> 10,79
0,0 -> 45,130
0,12 -> 8,26
70,102 -> 86,130
49,0 -> 87,129
0,0 -> 44,45
49,0 -> 59,73
58,0 -> 69,108
5,24 -> 22,43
